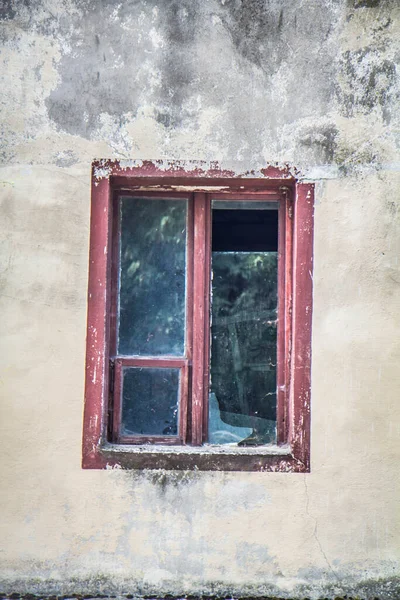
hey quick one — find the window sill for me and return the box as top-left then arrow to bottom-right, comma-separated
87,442 -> 309,472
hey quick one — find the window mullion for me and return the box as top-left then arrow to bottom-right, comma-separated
191,192 -> 211,445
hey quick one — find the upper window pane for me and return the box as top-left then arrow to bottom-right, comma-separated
118,197 -> 187,356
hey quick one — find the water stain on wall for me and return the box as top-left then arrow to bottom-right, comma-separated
155,1 -> 199,128
339,48 -> 397,124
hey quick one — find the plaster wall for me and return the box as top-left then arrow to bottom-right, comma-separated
1,1 -> 400,598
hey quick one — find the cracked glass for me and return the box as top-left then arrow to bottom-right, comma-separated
209,201 -> 278,445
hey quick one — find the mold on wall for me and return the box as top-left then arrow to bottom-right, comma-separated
1,0 -> 398,174
1,1 -> 400,599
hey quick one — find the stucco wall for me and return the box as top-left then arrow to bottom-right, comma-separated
1,1 -> 400,598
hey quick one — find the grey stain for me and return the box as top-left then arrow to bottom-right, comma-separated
0,0 -> 33,21
155,111 -> 172,128
54,150 -> 79,168
2,576 -> 400,598
46,46 -> 141,138
33,62 -> 44,82
44,0 -> 342,144
44,1 -> 156,137
44,0 -> 203,135
219,0 -> 289,73
154,0 -> 199,128
164,1 -> 198,45
5,0 -> 396,171
299,125 -> 339,165
354,0 -> 381,7
214,0 -> 341,144
0,0 -> 16,20
338,49 -> 397,123
144,469 -> 203,491
235,541 -> 275,572
11,0 -> 342,162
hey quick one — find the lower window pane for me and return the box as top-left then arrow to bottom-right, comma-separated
121,367 -> 180,437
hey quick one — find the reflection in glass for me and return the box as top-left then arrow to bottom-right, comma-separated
118,197 -> 187,356
121,367 -> 180,436
209,202 -> 278,446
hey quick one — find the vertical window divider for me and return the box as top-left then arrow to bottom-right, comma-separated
191,192 -> 211,445
109,193 -> 120,362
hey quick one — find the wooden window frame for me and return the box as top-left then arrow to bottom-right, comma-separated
112,358 -> 189,445
82,160 -> 314,472
109,191 -> 192,446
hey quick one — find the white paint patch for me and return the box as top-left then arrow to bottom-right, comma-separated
149,28 -> 164,50
93,162 -> 112,180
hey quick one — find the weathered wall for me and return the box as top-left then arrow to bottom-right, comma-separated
1,1 -> 400,598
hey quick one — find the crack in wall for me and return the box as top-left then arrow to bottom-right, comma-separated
303,475 -> 341,584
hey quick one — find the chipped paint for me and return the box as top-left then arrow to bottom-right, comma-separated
92,159 -> 298,183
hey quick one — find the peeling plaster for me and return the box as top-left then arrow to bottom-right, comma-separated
1,0 -> 399,174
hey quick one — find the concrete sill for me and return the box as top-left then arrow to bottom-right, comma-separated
97,442 -> 308,472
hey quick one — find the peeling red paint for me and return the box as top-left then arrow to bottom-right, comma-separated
92,159 -> 299,184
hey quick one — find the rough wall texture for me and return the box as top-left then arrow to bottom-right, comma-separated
1,1 -> 400,599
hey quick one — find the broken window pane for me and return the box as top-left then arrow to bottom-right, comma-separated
209,202 -> 278,446
121,367 -> 180,436
118,197 -> 187,356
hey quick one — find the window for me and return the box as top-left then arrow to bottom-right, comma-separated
83,161 -> 314,471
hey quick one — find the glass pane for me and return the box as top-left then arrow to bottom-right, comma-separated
121,367 -> 180,436
209,202 -> 278,446
118,197 -> 187,356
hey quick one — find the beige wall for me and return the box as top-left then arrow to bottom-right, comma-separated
1,1 -> 400,598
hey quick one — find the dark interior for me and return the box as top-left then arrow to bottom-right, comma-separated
212,209 -> 278,252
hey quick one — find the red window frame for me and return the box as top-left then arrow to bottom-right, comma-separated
112,358 -> 189,445
82,161 -> 314,472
